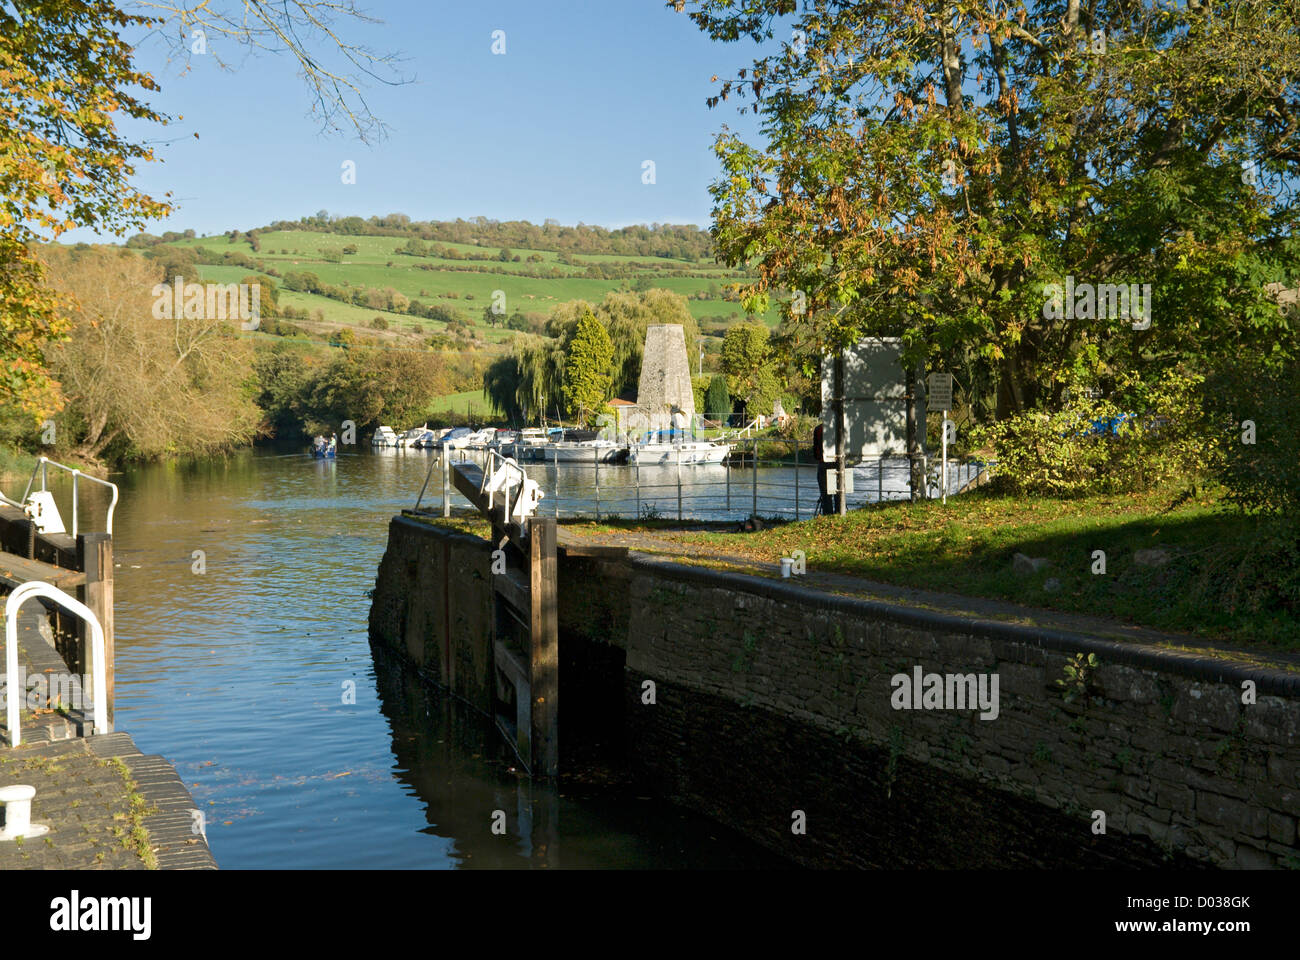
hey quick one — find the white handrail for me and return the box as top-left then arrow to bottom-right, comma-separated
4,581 -> 109,747
20,457 -> 119,538
718,417 -> 763,441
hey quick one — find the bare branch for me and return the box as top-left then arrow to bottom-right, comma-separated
127,0 -> 411,143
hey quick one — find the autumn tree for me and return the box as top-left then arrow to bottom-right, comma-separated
0,1 -> 171,426
679,0 -> 1300,427
39,246 -> 260,461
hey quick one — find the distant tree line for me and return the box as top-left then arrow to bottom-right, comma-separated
247,214 -> 717,260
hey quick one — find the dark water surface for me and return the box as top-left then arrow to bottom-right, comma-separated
90,447 -> 784,869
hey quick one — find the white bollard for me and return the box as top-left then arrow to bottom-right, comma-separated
0,784 -> 49,840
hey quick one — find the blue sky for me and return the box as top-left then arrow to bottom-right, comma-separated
69,0 -> 772,242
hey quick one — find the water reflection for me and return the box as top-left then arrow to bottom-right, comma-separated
86,446 -> 785,869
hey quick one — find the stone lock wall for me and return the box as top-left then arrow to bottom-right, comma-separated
369,518 -> 1300,869
368,516 -> 495,711
612,555 -> 1300,869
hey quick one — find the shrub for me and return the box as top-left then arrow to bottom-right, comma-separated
970,370 -> 1210,497
1202,355 -> 1300,514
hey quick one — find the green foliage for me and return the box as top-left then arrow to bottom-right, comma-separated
684,0 -> 1300,484
721,322 -> 780,416
1055,653 -> 1099,705
969,370 -> 1211,498
562,310 -> 614,426
254,343 -> 446,437
705,373 -> 731,420
1202,353 -> 1300,515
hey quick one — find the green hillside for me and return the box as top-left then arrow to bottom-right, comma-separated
153,219 -> 776,354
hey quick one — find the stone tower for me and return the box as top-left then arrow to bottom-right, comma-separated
635,324 -> 695,433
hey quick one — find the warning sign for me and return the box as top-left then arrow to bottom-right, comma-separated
927,372 -> 953,412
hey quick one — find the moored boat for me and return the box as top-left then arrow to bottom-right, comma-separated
372,426 -> 399,447
396,424 -> 428,448
629,439 -> 730,465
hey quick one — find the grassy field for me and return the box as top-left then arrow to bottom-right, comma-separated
552,484 -> 1300,650
180,229 -> 778,341
427,389 -> 500,419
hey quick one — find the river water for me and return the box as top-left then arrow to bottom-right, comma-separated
68,447 -> 787,869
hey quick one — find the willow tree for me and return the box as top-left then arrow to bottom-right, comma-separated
40,246 -> 260,461
678,0 -> 1300,423
547,289 -> 701,397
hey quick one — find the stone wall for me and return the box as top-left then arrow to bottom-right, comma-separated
369,518 -> 1300,869
367,516 -> 495,711
609,554 -> 1299,869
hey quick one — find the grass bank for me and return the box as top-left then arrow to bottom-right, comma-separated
553,485 -> 1298,649
0,443 -> 39,488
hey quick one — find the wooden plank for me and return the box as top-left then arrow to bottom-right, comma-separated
494,640 -> 531,765
494,639 -> 529,689
78,534 -> 114,729
528,517 -> 558,777
493,566 -> 531,616
0,552 -> 86,589
557,541 -> 630,560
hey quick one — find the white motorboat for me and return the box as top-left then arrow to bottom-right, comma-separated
629,439 -> 732,465
397,424 -> 428,448
539,439 -> 625,464
499,428 -> 553,461
372,425 -> 399,447
415,427 -> 460,449
462,428 -> 499,449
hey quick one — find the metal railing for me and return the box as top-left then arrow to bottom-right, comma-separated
425,435 -> 990,523
4,581 -> 109,747
18,457 -> 119,537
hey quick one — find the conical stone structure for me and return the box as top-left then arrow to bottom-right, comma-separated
635,324 -> 695,433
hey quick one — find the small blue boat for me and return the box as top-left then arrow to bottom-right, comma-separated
310,434 -> 337,459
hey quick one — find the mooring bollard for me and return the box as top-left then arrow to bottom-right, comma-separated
0,784 -> 48,840
752,437 -> 758,519
594,445 -> 600,521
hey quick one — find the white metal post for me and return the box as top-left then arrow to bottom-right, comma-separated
942,410 -> 949,505
442,449 -> 450,518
